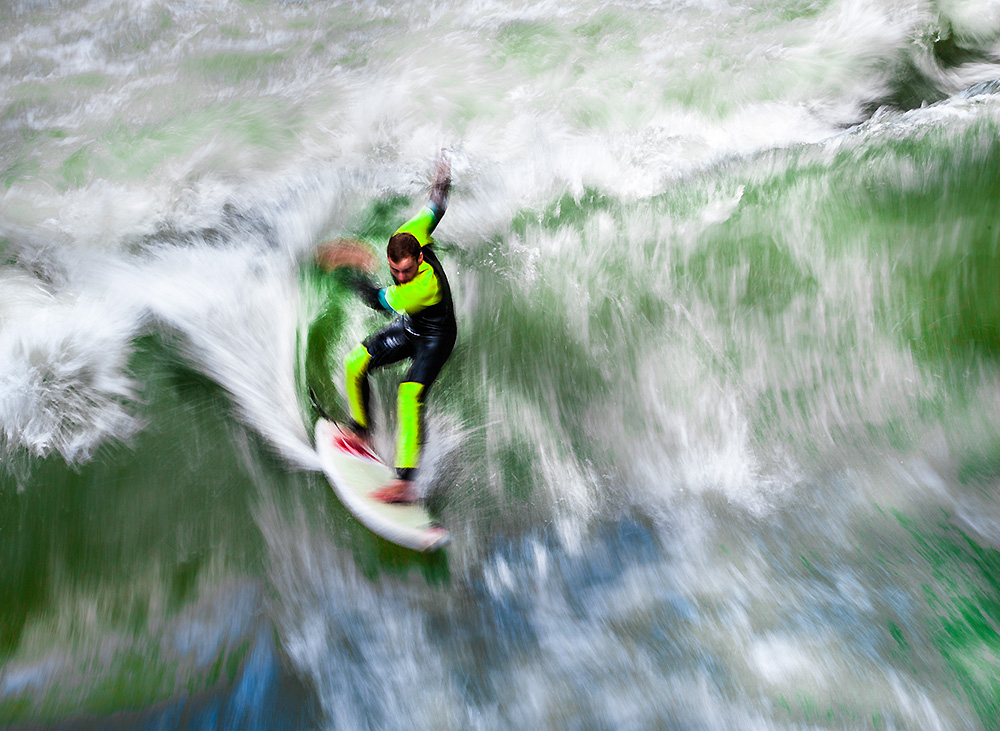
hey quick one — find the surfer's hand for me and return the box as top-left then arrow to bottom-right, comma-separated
316,238 -> 376,273
430,150 -> 451,209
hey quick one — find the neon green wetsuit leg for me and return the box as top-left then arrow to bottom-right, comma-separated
395,381 -> 425,474
345,344 -> 372,430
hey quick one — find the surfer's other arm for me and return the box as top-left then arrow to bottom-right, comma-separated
316,237 -> 375,272
347,271 -> 387,311
315,238 -> 385,311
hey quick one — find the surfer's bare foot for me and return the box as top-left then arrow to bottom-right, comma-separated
372,479 -> 418,504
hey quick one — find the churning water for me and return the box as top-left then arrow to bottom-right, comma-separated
3,0 -> 1000,728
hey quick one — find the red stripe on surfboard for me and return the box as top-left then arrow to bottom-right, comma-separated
331,433 -> 381,462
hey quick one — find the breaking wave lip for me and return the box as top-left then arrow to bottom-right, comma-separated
0,272 -> 143,466
2,0 -> 998,496
127,243 -> 324,472
0,162 -> 348,473
0,238 -> 319,475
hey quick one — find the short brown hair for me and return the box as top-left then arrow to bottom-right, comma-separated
387,232 -> 421,262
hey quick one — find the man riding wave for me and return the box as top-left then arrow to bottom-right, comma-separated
317,152 -> 456,504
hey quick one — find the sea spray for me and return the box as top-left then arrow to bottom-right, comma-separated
3,0 -> 1000,728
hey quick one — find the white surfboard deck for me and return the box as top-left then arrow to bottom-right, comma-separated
314,418 -> 450,552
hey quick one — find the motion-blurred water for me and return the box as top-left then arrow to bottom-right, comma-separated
3,0 -> 1000,728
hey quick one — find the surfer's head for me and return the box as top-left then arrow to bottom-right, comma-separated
387,232 -> 423,283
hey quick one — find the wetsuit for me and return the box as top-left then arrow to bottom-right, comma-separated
344,202 -> 456,481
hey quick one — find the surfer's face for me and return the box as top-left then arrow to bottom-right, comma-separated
388,253 -> 422,284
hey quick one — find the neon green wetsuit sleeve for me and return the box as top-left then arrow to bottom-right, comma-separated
393,203 -> 444,246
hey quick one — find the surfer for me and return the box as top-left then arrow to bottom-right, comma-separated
317,152 -> 456,504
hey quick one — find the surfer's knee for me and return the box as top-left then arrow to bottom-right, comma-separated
345,344 -> 372,377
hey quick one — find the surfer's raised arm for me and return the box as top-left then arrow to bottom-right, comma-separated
392,150 -> 451,245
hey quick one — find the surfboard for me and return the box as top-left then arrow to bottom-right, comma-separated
314,418 -> 450,552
